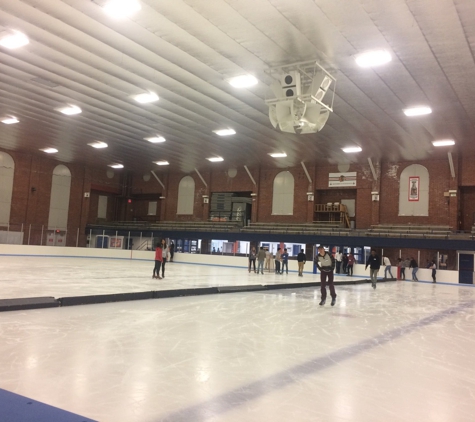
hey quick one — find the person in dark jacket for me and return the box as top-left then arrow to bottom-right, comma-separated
315,245 -> 337,306
410,257 -> 419,281
365,249 -> 381,289
297,249 -> 306,277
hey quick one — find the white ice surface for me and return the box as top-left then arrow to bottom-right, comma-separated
0,258 -> 474,422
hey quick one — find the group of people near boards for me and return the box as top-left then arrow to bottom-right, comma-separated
247,246 -> 437,307
248,247 -> 308,276
152,240 -> 175,279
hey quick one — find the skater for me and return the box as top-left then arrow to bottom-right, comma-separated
265,248 -> 272,271
275,247 -> 282,274
257,247 -> 266,274
347,253 -> 355,276
430,260 -> 436,283
160,239 -> 167,278
297,249 -> 306,276
410,257 -> 419,281
342,253 -> 348,274
335,250 -> 342,273
281,248 -> 289,274
383,256 -> 393,279
169,242 -> 175,262
315,246 -> 337,306
248,247 -> 257,273
153,241 -> 163,279
365,249 -> 381,289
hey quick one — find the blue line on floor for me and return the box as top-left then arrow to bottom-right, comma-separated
160,300 -> 474,422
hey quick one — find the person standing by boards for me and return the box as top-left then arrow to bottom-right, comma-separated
153,242 -> 163,280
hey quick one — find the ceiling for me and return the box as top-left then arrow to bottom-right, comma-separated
0,0 -> 474,174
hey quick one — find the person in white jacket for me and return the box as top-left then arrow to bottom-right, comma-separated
383,256 -> 393,279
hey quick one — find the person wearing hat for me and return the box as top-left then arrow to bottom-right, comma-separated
315,245 -> 337,306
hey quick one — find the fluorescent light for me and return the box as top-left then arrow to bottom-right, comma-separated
355,50 -> 392,68
227,75 -> 258,88
108,163 -> 124,169
213,129 -> 236,136
154,160 -> 169,166
40,148 -> 58,154
56,105 -> 82,115
432,139 -> 455,147
133,92 -> 159,104
207,156 -> 224,162
342,146 -> 362,153
1,116 -> 19,124
145,136 -> 166,143
0,30 -> 29,49
268,152 -> 287,158
88,141 -> 108,149
403,106 -> 432,117
103,0 -> 141,19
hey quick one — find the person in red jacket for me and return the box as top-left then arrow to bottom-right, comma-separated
153,242 -> 163,279
347,253 -> 355,276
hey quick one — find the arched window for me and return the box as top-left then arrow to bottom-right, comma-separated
399,164 -> 429,216
272,171 -> 294,215
0,152 -> 14,225
48,165 -> 72,229
177,176 -> 195,215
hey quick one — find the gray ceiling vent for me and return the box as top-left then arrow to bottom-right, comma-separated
31,77 -> 59,88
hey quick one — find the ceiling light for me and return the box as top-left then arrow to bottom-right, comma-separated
269,152 -> 287,158
88,141 -> 108,149
227,75 -> 258,88
403,106 -> 432,117
213,129 -> 236,136
103,0 -> 141,19
432,139 -> 455,147
154,161 -> 169,166
0,30 -> 29,49
1,116 -> 19,124
342,146 -> 362,153
40,148 -> 58,154
145,136 -> 166,143
133,92 -> 159,104
355,50 -> 392,68
108,163 -> 124,169
56,105 -> 82,115
207,157 -> 224,162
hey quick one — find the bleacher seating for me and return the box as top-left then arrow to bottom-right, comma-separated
366,224 -> 452,239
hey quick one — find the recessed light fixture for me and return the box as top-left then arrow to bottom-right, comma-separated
207,156 -> 224,162
355,49 -> 392,68
403,106 -> 432,117
227,75 -> 258,88
133,92 -> 159,104
213,129 -> 236,136
154,160 -> 169,166
145,136 -> 166,143
88,141 -> 108,149
268,152 -> 287,158
1,116 -> 19,124
103,0 -> 141,19
40,147 -> 58,154
432,139 -> 455,147
56,105 -> 82,115
0,30 -> 29,49
342,146 -> 362,153
108,163 -> 124,169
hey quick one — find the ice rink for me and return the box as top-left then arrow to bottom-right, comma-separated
1,256 -> 474,421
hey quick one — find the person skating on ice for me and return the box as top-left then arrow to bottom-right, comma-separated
297,249 -> 306,276
365,249 -> 381,289
315,245 -> 337,306
153,241 -> 163,280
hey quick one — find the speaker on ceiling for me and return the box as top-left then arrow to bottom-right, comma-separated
281,71 -> 301,98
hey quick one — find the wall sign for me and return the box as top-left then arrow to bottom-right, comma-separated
329,172 -> 357,187
408,176 -> 419,201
